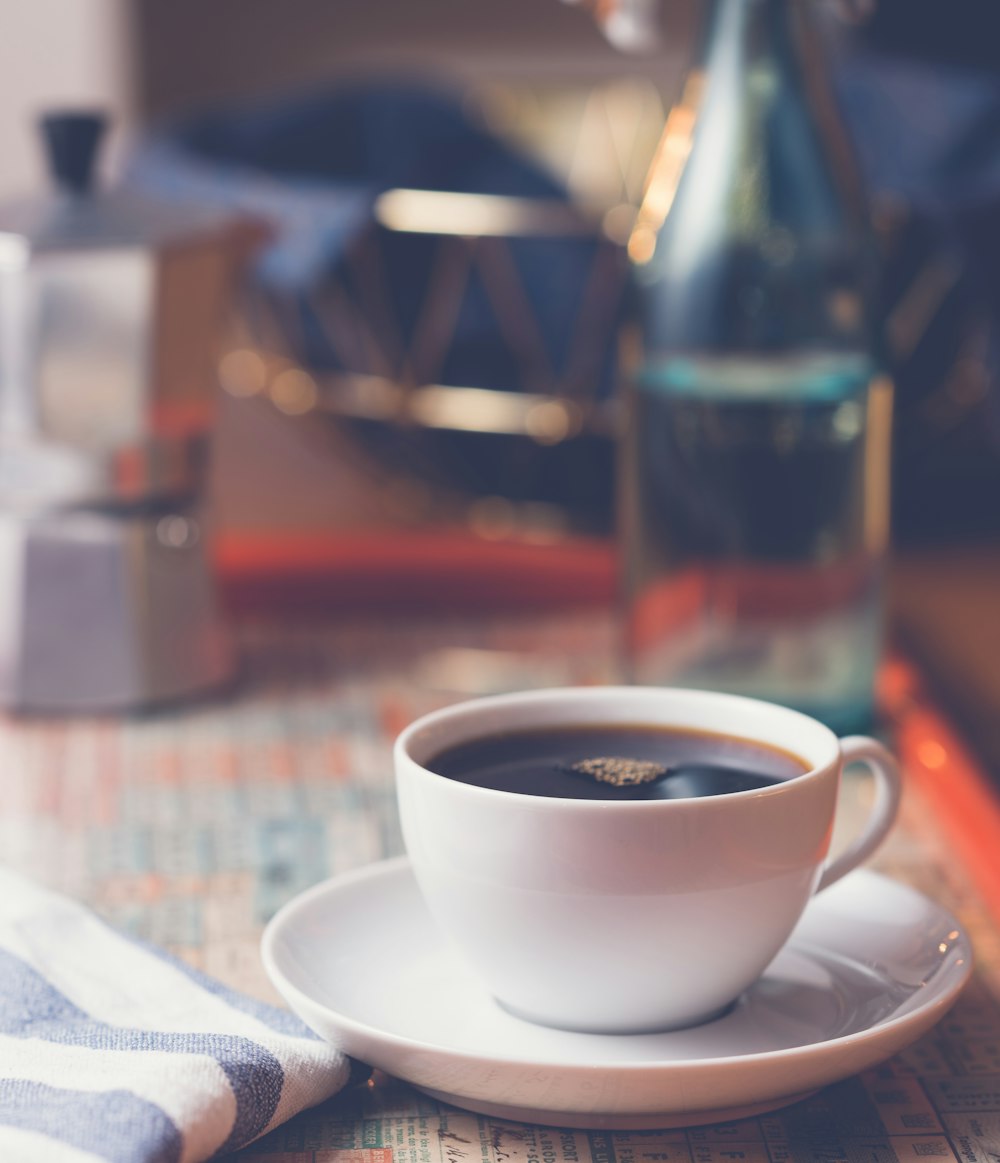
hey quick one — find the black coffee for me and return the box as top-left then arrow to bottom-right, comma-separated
427,724 -> 809,801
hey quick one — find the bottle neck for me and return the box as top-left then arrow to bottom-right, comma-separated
634,0 -> 874,355
700,0 -> 815,67
694,0 -> 863,223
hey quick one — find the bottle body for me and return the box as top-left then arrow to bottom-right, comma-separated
622,352 -> 891,732
621,0 -> 891,732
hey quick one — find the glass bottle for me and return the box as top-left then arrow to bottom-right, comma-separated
621,0 -> 892,733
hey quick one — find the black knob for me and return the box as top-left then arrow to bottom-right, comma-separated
39,111 -> 108,195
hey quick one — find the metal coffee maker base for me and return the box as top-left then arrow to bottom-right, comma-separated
0,510 -> 235,712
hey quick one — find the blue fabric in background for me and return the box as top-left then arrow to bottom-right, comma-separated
129,80 -> 626,532
130,64 -> 1000,542
836,53 -> 1000,540
175,82 -> 567,198
130,82 -> 622,396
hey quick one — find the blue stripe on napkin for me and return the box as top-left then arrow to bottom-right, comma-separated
0,1078 -> 181,1163
0,947 -> 283,1152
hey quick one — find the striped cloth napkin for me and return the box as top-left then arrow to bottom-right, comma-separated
0,869 -> 351,1162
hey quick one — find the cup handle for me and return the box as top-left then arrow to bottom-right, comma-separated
816,736 -> 902,893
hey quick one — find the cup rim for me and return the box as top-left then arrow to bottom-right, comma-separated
395,685 -> 842,810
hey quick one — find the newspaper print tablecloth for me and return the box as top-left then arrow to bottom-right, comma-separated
1,611 -> 998,1163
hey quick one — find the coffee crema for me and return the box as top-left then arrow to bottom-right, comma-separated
427,723 -> 810,801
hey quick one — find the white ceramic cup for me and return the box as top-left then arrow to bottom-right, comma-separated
395,686 -> 901,1034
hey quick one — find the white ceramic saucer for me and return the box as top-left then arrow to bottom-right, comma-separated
262,857 -> 971,1130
